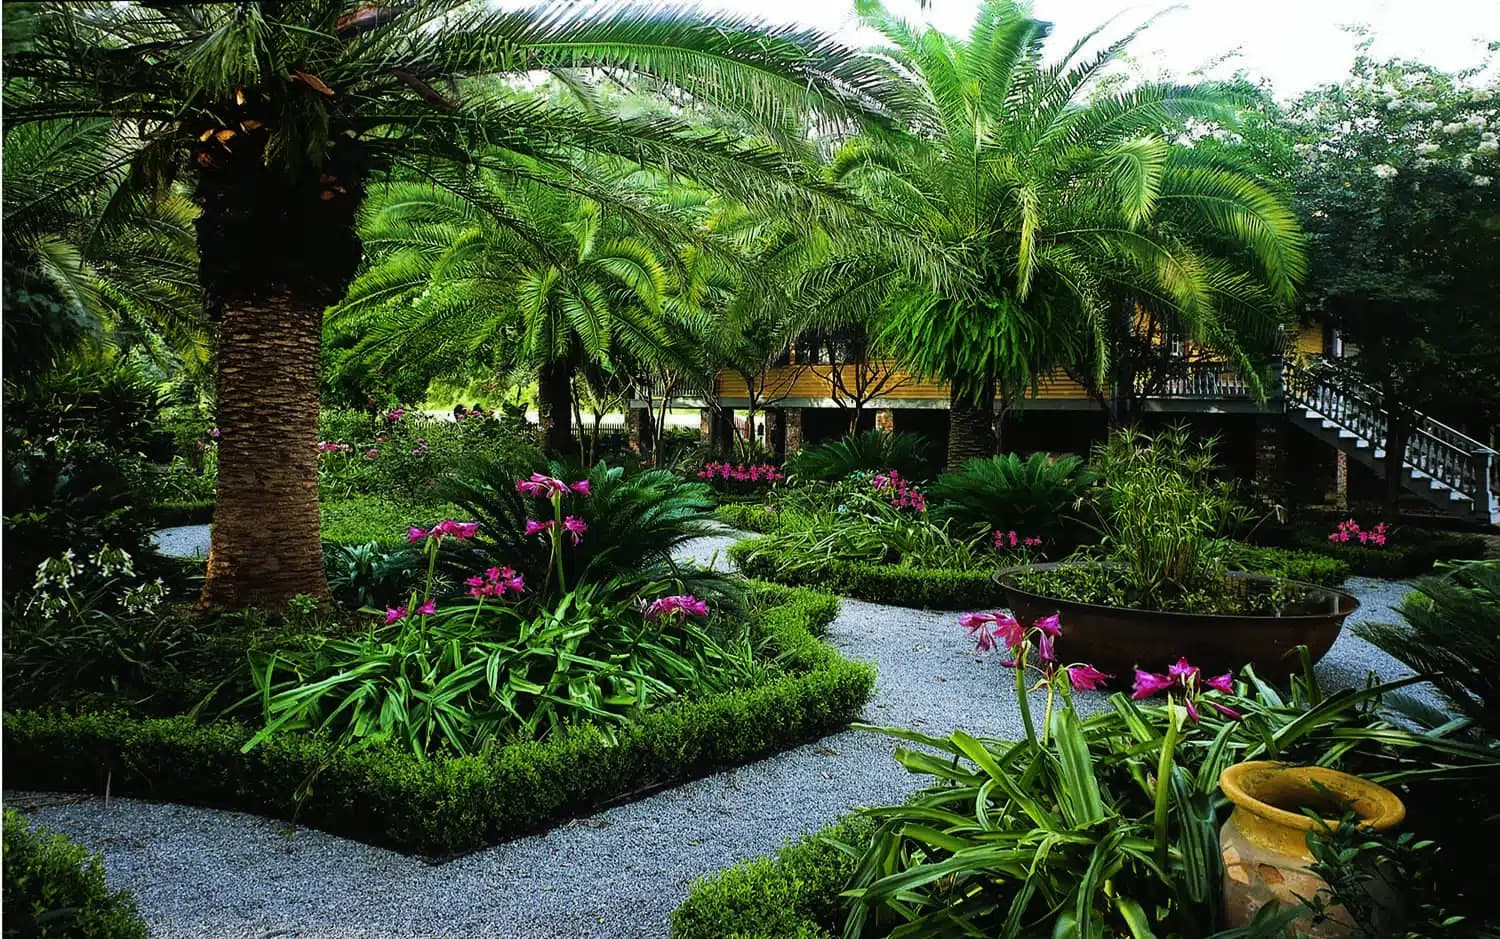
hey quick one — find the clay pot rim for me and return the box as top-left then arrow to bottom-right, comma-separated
994,562 -> 1360,622
1219,760 -> 1406,833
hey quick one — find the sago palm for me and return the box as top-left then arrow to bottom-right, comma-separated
3,1 -> 897,606
331,171 -> 674,455
837,0 -> 1305,464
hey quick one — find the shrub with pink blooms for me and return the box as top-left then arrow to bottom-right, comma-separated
1329,518 -> 1389,547
696,461 -> 784,496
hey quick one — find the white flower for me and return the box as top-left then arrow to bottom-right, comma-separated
1467,114 -> 1488,128
1479,139 -> 1500,153
1372,163 -> 1399,179
1386,98 -> 1402,110
1416,141 -> 1440,154
1413,100 -> 1438,113
1476,176 -> 1493,187
1443,122 -> 1465,134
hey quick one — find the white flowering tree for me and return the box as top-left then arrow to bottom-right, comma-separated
1279,38 -> 1500,519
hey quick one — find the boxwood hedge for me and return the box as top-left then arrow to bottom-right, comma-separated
728,539 -> 1006,610
4,585 -> 872,857
1288,527 -> 1487,579
670,814 -> 866,939
3,810 -> 148,939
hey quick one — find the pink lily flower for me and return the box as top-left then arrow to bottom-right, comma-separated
516,473 -> 570,498
1204,673 -> 1235,694
562,516 -> 588,545
1131,668 -> 1173,700
407,527 -> 427,543
384,605 -> 407,625
571,479 -> 591,495
524,519 -> 554,537
1067,664 -> 1114,691
1034,613 -> 1062,637
416,599 -> 437,616
1037,631 -> 1056,662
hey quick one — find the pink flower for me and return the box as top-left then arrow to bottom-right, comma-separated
407,526 -> 427,543
1207,701 -> 1244,720
974,627 -> 998,653
384,605 -> 407,625
1204,673 -> 1234,694
364,449 -> 379,459
1067,664 -> 1113,691
416,599 -> 437,616
959,611 -> 994,633
1024,537 -> 1043,547
1168,657 -> 1198,684
1034,613 -> 1062,637
208,427 -> 220,438
516,473 -> 570,498
1037,632 -> 1056,662
524,519 -> 554,537
992,612 -> 1024,649
571,479 -> 591,495
562,516 -> 588,545
646,594 -> 709,621
1131,668 -> 1173,700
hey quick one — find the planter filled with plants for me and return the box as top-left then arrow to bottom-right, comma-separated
996,427 -> 1360,681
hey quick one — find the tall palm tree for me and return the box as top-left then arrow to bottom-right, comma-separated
330,171 -> 675,455
837,0 -> 1305,464
3,1 -> 896,606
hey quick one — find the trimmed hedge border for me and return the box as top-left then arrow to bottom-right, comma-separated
670,814 -> 866,939
730,538 -> 1353,610
3,809 -> 149,938
1288,528 -> 1487,579
3,584 -> 873,857
151,498 -> 215,527
729,538 -> 1005,611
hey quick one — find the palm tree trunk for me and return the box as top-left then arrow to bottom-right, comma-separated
537,358 -> 574,455
946,377 -> 995,467
200,293 -> 328,607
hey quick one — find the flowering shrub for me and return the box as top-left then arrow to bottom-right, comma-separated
1329,518 -> 1389,547
697,461 -> 784,496
992,529 -> 1042,551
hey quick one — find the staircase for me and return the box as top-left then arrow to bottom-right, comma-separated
1283,362 -> 1498,524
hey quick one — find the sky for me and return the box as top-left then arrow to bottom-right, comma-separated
691,0 -> 1500,98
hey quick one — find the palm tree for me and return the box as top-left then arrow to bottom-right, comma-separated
330,171 -> 675,456
2,118 -> 203,377
3,1 -> 896,606
836,0 -> 1305,465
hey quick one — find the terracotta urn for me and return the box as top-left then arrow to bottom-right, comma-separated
1218,761 -> 1406,937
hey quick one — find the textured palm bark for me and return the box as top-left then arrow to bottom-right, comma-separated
946,379 -> 996,467
536,358 -> 575,456
200,294 -> 328,607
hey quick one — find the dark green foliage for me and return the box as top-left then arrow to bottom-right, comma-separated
318,497 -> 465,548
1221,541 -> 1350,587
669,815 -> 871,939
3,360 -> 164,454
322,540 -> 419,610
4,585 -> 872,855
714,502 -> 784,534
2,810 -> 148,939
929,452 -> 1095,543
730,538 -> 1004,610
1356,560 -> 1500,740
2,433 -> 158,588
1290,527 -> 1486,578
150,498 -> 216,527
441,458 -> 729,607
786,430 -> 931,482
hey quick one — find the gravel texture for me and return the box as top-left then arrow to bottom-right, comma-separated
149,524 -> 211,559
11,552 -> 1429,939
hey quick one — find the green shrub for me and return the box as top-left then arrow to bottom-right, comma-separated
786,430 -> 931,482
929,452 -> 1095,543
670,815 -> 871,939
715,503 -> 784,534
1221,541 -> 1350,587
730,538 -> 1004,610
318,496 -> 464,548
3,810 -> 148,939
1290,526 -> 1486,578
5,584 -> 872,855
150,498 -> 215,527
1356,560 -> 1500,740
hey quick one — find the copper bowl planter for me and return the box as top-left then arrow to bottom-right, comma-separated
994,562 -> 1360,681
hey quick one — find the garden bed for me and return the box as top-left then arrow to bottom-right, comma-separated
729,537 -> 1006,610
3,583 -> 874,857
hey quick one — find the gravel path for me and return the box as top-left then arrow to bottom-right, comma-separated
149,524 -> 211,559
11,551 -> 1429,939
